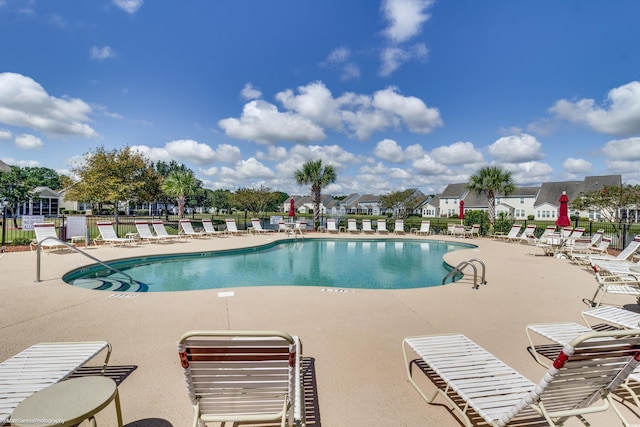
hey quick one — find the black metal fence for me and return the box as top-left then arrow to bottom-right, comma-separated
1,213 -> 639,251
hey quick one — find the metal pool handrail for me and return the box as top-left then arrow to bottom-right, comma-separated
36,236 -> 134,285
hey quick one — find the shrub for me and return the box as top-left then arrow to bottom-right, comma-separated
11,236 -> 33,246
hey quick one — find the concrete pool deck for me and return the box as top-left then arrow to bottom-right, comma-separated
1,232 -> 639,426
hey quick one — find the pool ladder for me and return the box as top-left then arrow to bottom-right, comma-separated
442,258 -> 487,289
35,236 -> 134,285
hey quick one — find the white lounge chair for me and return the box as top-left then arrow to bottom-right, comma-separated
178,331 -> 305,427
135,221 -> 171,244
201,219 -> 225,237
326,219 -> 339,234
151,221 -> 182,241
95,222 -> 137,246
376,219 -> 389,234
361,219 -> 375,234
464,224 -> 480,238
518,224 -> 536,243
0,341 -> 111,425
526,320 -> 640,411
250,218 -> 274,234
347,218 -> 360,234
568,236 -> 611,265
452,224 -> 465,238
278,221 -> 293,234
446,223 -> 456,235
393,219 -> 405,234
492,224 -> 521,241
581,305 -> 640,330
224,219 -> 246,235
589,235 -> 640,266
414,220 -> 430,235
178,219 -> 207,239
403,330 -> 640,427
30,222 -> 67,252
293,221 -> 306,236
587,270 -> 640,307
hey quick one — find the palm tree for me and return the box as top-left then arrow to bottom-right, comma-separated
162,170 -> 198,218
294,159 -> 337,230
467,165 -> 516,230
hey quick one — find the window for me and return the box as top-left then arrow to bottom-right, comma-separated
520,197 -> 524,204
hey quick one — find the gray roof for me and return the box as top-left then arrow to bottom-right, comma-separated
462,192 -> 489,208
499,186 -> 539,197
535,175 -> 621,208
0,160 -> 10,172
440,183 -> 468,198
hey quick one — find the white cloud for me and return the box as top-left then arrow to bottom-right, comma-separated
129,145 -> 172,163
324,47 -> 350,64
0,73 -> 97,137
2,157 -> 39,167
256,146 -> 288,162
602,137 -> 640,161
219,100 -> 325,144
412,154 -> 448,175
374,139 -> 404,163
506,162 -> 554,185
164,140 -> 229,164
322,47 -> 360,81
488,134 -> 544,163
112,0 -> 143,14
241,83 -> 262,100
340,63 -> 361,81
379,44 -> 428,77
0,129 -> 11,140
90,46 -> 115,61
223,81 -> 441,144
372,86 -> 441,133
131,140 -> 238,166
235,158 -> 275,179
431,141 -> 484,165
381,0 -> 433,44
15,133 -> 43,149
388,167 -> 413,179
550,81 -> 640,135
214,144 -> 242,163
405,144 -> 425,159
562,158 -> 592,174
276,82 -> 343,130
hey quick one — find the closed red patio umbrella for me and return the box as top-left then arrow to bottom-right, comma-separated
288,198 -> 295,219
555,191 -> 570,227
459,200 -> 465,220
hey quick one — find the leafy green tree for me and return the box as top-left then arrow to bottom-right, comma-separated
268,191 -> 290,212
571,184 -> 640,240
210,189 -> 233,214
467,165 -> 516,229
0,165 -> 62,225
232,186 -> 274,216
294,159 -> 337,229
162,169 -> 198,218
154,161 -> 190,216
67,146 -> 161,214
379,189 -> 423,219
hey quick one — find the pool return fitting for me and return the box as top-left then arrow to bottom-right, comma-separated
442,258 -> 487,289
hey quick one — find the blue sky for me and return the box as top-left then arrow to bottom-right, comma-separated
1,0 -> 640,196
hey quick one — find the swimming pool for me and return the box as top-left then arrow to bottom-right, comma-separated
63,238 -> 476,292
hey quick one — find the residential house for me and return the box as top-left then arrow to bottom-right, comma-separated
438,183 -> 468,217
21,186 -> 61,217
495,187 -> 539,220
419,195 -> 440,218
534,175 -> 621,221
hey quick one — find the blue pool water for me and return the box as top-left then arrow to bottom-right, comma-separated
63,238 -> 476,292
